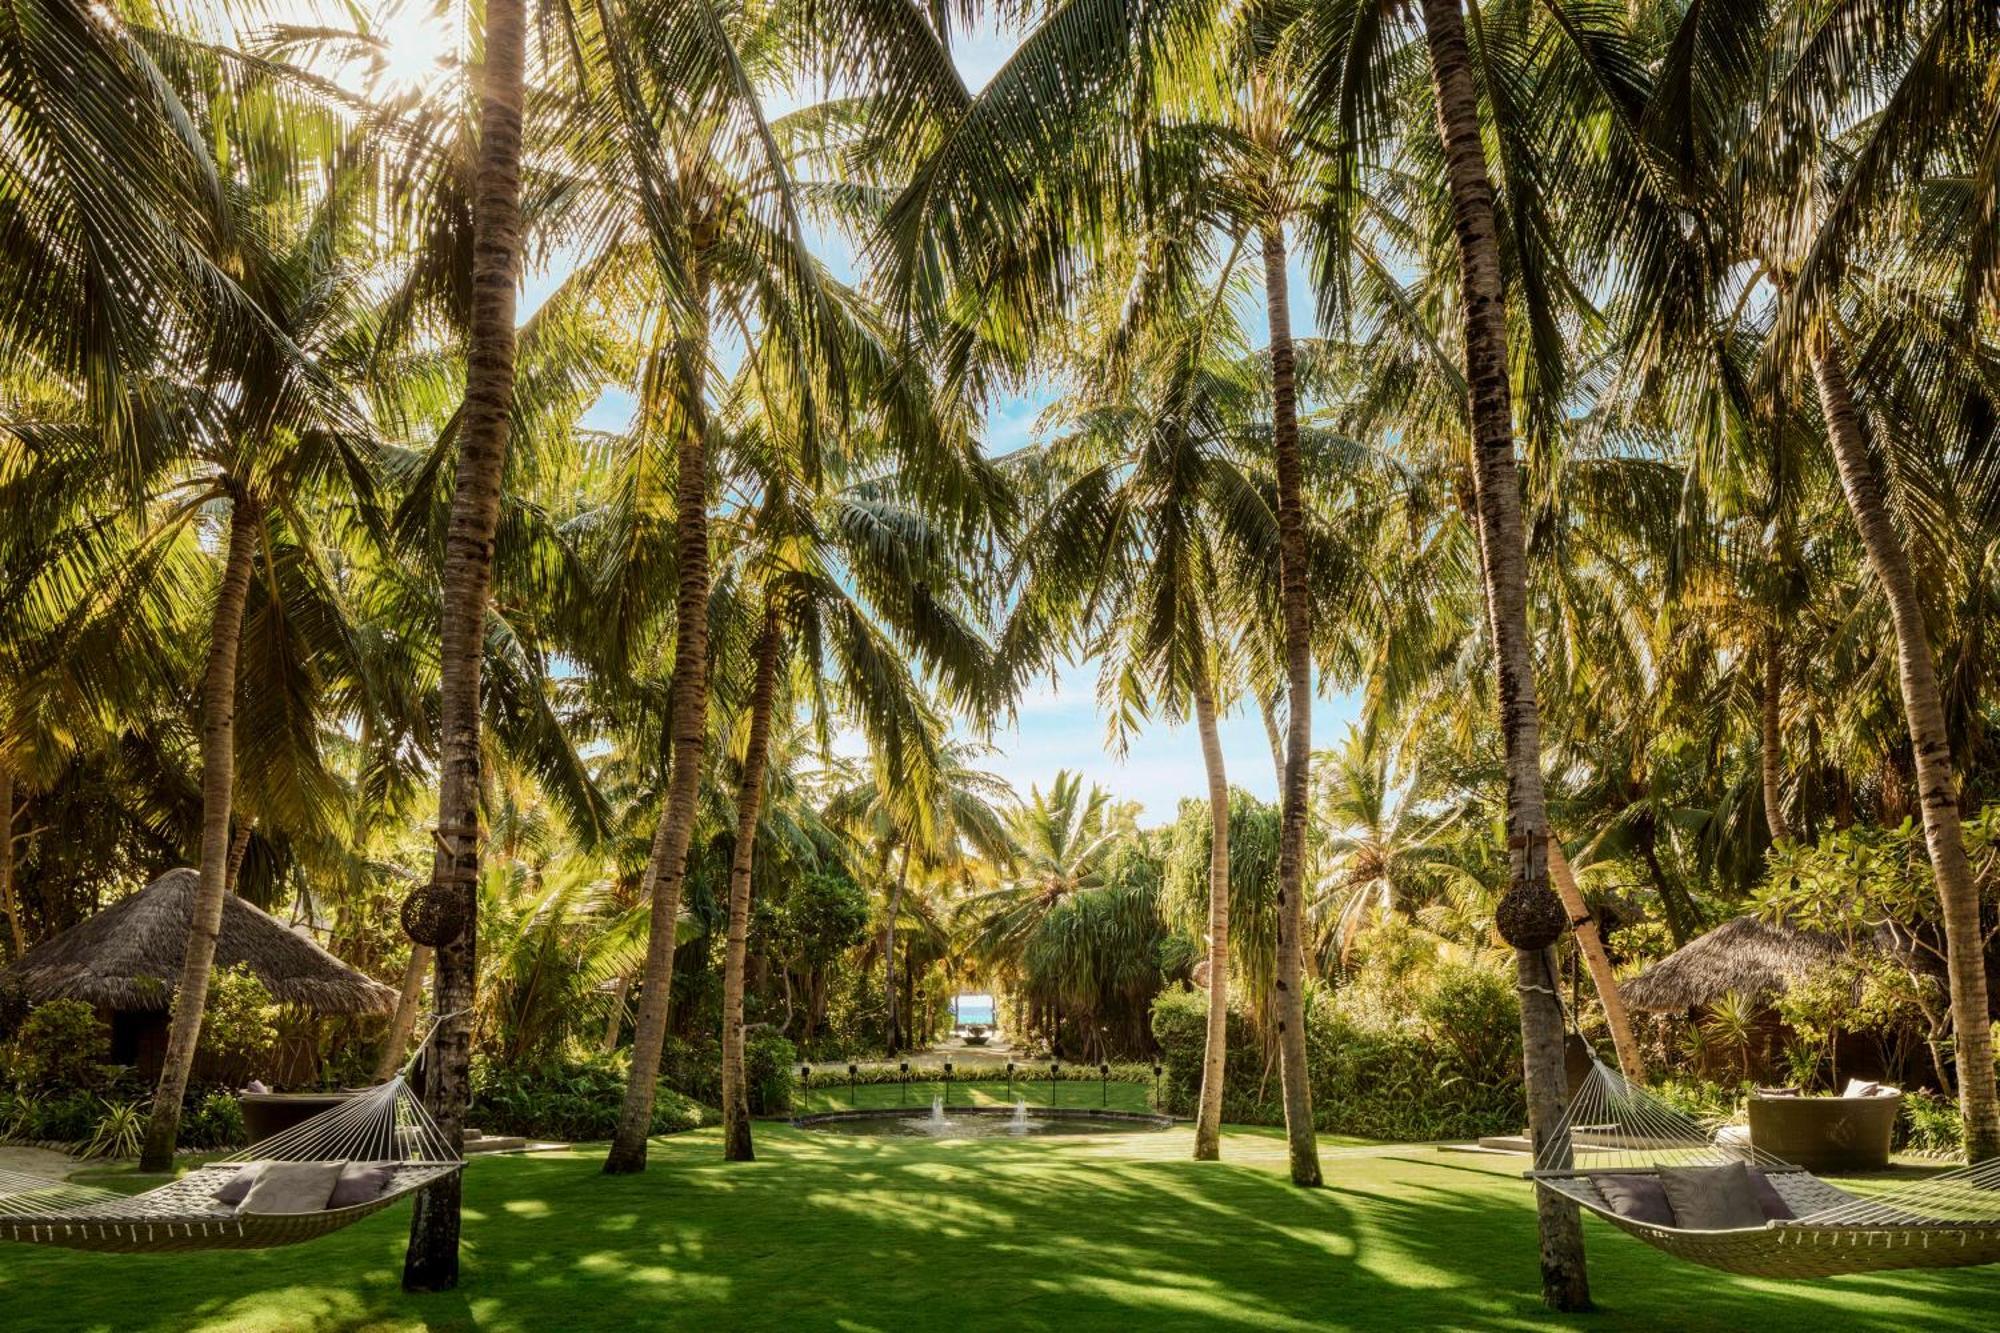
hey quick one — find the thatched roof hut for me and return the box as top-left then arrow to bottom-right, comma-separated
0,869 -> 396,1015
1620,916 -> 1847,1013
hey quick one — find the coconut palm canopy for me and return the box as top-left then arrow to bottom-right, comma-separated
1619,917 -> 1848,1014
0,870 -> 395,1015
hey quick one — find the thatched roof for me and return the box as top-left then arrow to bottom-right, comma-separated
0,869 -> 397,1015
1620,915 -> 1849,1013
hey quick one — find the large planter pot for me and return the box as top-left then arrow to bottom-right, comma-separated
1747,1092 -> 1900,1172
238,1091 -> 355,1146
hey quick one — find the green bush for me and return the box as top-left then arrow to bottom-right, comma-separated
195,966 -> 279,1084
473,1054 -> 718,1142
13,1088 -> 101,1141
745,1035 -> 797,1115
657,1035 -> 723,1106
179,1090 -> 247,1150
1150,989 -> 1261,1117
1899,1089 -> 1964,1159
5,999 -> 110,1090
1151,960 -> 1528,1142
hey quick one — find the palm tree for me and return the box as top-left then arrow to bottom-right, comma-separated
883,0 -> 1331,1188
961,773 -> 1170,1059
399,0 -> 527,1288
999,275 -> 1277,1158
1301,0 -> 1601,1302
578,0 -> 940,1172
39,64 -> 391,1173
1562,0 -> 2000,1161
825,740 -> 1015,1051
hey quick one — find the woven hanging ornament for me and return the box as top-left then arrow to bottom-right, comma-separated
1496,881 -> 1567,951
400,883 -> 468,948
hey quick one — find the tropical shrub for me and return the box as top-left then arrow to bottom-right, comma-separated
179,1090 -> 247,1150
195,966 -> 280,1084
5,999 -> 109,1090
1151,956 -> 1527,1141
82,1099 -> 145,1160
1149,988 -> 1261,1115
1899,1089 -> 1964,1159
10,1088 -> 101,1142
744,1034 -> 797,1115
472,1055 -> 716,1142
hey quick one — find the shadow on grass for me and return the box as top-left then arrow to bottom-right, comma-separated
2,1128 -> 1996,1332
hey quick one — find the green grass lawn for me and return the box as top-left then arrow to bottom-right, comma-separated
4,1123 -> 1994,1331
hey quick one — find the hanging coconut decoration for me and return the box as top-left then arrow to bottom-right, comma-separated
1495,881 -> 1567,951
400,882 -> 469,948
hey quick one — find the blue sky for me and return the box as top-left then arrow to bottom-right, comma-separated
524,13 -> 1360,824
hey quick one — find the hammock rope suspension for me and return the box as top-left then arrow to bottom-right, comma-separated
1533,1054 -> 2000,1278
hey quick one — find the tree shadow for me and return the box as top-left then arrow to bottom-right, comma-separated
3,1131 -> 1997,1331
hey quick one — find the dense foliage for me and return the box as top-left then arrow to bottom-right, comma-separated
1,0 -> 1998,1183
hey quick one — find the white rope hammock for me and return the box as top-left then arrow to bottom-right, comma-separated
1533,1055 -> 2000,1277
0,1020 -> 464,1253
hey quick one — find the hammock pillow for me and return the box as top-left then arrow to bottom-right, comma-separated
1744,1166 -> 1795,1221
328,1162 -> 397,1208
1594,1174 -> 1676,1226
212,1163 -> 268,1206
1657,1163 -> 1767,1231
240,1162 -> 346,1216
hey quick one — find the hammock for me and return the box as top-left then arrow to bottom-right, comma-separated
1,1056 -> 462,1253
1531,1056 -> 2000,1278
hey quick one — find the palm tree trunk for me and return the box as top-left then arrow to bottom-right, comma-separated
1419,0 -> 1588,1307
401,0 -> 526,1288
1192,660 -> 1231,1161
883,845 -> 910,1052
140,491 -> 260,1173
722,611 -> 783,1162
1259,219 -> 1321,1189
601,975 -> 628,1054
224,820 -> 253,894
1812,337 -> 2000,1162
1761,624 -> 1793,842
0,767 -> 22,959
1258,691 -> 1286,794
1546,837 -> 1642,1082
374,944 -> 434,1082
606,302 -> 715,1176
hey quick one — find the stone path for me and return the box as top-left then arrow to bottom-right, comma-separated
0,1145 -> 75,1181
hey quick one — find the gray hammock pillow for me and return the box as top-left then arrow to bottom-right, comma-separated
1657,1162 -> 1768,1231
240,1162 -> 346,1216
1594,1174 -> 1676,1226
328,1162 -> 397,1209
212,1163 -> 267,1206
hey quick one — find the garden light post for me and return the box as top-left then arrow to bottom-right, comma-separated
1100,1063 -> 1110,1109
848,1063 -> 858,1110
1153,1064 -> 1162,1114
1006,1061 -> 1015,1103
943,1060 -> 953,1109
900,1060 -> 909,1106
801,1065 -> 810,1113
1050,1061 -> 1060,1109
